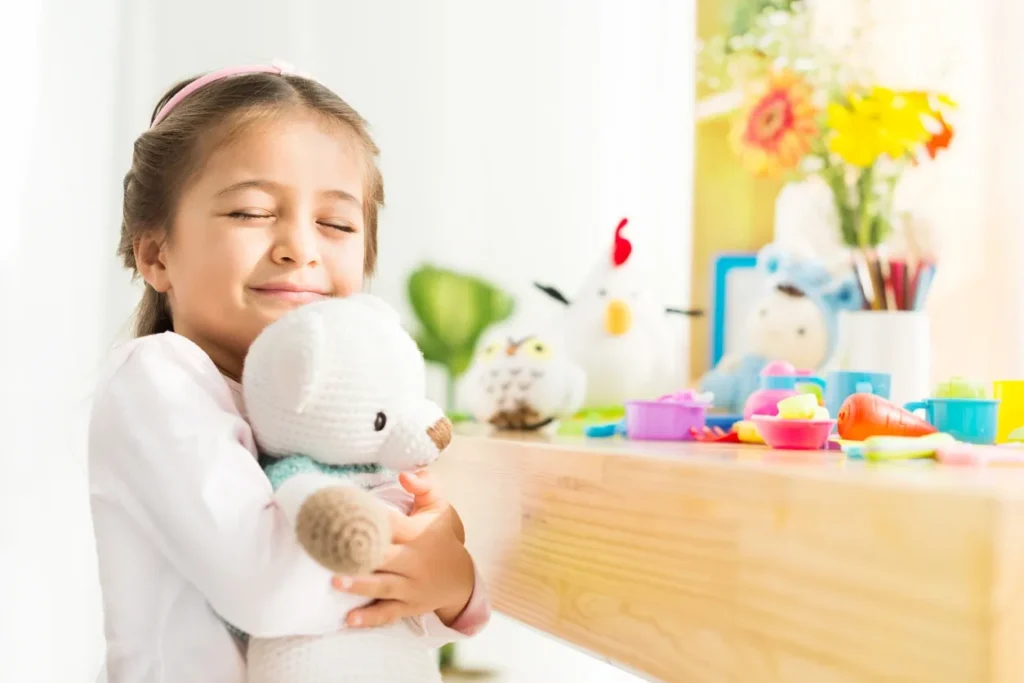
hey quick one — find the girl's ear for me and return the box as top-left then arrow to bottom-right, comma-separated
822,275 -> 864,311
756,243 -> 789,277
134,233 -> 171,292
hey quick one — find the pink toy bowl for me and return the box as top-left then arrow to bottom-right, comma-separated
751,415 -> 837,450
625,396 -> 708,441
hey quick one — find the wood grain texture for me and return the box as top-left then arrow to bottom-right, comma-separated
434,431 -> 1024,683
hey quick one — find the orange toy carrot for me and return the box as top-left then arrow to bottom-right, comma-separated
837,394 -> 938,441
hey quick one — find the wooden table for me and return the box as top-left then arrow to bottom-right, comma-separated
433,430 -> 1024,683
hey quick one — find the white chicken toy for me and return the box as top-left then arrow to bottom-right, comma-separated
462,329 -> 586,431
534,218 -> 703,409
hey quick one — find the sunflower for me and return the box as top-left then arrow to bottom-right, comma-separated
730,70 -> 819,177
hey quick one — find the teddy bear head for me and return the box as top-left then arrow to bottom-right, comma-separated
242,294 -> 453,471
743,243 -> 863,370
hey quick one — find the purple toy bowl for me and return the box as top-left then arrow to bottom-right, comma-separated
751,415 -> 837,451
625,400 -> 707,441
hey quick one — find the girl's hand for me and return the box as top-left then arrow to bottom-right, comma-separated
332,471 -> 475,628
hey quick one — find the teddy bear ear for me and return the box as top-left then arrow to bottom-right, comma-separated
756,243 -> 790,276
347,292 -> 401,324
822,275 -> 864,312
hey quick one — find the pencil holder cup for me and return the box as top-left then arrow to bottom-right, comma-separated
837,311 -> 929,409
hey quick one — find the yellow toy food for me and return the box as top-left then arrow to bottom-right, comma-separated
735,420 -> 766,444
777,393 -> 819,420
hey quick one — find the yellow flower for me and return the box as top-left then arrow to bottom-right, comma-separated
827,87 -> 946,167
730,70 -> 819,177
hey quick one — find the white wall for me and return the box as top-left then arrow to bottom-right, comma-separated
3,1 -> 695,681
107,0 -> 697,401
2,1 -> 122,681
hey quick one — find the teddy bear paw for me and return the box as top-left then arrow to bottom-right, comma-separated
295,486 -> 390,575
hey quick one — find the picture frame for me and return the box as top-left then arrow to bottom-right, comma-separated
709,252 -> 763,367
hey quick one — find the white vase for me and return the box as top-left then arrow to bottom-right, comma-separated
836,311 -> 931,408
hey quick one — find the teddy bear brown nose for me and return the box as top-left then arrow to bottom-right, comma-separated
427,417 -> 453,450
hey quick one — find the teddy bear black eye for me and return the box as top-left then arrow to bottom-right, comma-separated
598,288 -> 607,297
797,327 -> 806,336
374,412 -> 387,431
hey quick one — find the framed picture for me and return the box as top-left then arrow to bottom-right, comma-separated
709,252 -> 764,367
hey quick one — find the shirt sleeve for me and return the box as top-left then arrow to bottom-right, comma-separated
88,339 -> 356,639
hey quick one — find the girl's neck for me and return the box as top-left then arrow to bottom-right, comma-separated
172,323 -> 245,383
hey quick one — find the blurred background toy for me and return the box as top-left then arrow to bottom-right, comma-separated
406,265 -> 515,416
742,360 -> 825,419
700,243 -> 862,414
534,217 -> 702,411
624,390 -> 712,441
461,329 -> 586,431
837,393 -> 937,441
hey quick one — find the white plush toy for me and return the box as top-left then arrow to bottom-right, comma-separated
239,294 -> 454,683
533,217 -> 702,409
699,243 -> 863,414
461,327 -> 587,431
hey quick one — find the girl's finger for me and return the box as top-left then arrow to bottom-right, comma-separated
346,599 -> 412,628
400,470 -> 441,507
332,572 -> 408,601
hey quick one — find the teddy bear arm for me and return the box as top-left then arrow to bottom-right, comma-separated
268,459 -> 391,577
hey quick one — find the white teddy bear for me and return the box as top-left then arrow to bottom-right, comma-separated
238,294 -> 454,683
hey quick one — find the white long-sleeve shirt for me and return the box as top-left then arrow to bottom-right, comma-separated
88,332 -> 489,683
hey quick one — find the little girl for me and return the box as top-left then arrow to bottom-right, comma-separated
88,62 -> 489,683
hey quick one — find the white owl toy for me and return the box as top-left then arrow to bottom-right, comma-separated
462,330 -> 586,431
239,294 -> 454,683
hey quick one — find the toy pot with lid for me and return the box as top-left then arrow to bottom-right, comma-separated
743,360 -> 827,420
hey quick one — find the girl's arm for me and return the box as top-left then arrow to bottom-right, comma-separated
89,339 -> 357,639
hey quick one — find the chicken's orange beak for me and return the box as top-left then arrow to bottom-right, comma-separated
604,299 -> 632,336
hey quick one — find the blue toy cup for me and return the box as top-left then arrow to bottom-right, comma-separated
904,397 -> 1000,445
826,371 -> 892,418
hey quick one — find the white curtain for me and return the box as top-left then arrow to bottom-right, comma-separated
3,1 -> 693,681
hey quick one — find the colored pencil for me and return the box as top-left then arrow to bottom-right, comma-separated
889,260 -> 906,310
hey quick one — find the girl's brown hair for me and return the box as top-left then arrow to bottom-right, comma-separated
118,72 -> 385,337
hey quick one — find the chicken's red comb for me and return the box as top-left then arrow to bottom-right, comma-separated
612,218 -> 632,267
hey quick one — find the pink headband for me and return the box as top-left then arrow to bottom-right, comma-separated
149,60 -> 311,128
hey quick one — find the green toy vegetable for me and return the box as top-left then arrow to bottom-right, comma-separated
407,265 -> 515,413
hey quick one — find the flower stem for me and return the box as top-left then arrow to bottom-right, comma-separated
855,164 -> 875,247
820,152 -> 858,246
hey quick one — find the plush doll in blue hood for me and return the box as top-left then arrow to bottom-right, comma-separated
700,243 -> 863,414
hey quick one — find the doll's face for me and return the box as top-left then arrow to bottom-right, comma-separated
745,285 -> 829,370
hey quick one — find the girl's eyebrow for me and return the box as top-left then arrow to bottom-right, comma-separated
215,179 -> 362,208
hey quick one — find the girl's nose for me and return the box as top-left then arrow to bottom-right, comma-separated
270,220 -> 320,266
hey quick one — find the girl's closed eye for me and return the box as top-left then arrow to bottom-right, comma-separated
227,210 -> 273,222
319,220 -> 356,234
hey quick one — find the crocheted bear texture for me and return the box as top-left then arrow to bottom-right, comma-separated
296,485 -> 389,576
247,626 -> 444,683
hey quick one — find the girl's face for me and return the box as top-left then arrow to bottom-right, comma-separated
138,111 -> 367,379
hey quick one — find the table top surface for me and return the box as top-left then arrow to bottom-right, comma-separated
455,424 -> 1024,499
441,426 -> 1024,682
